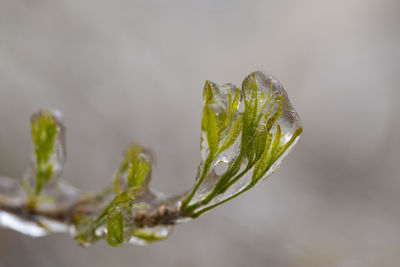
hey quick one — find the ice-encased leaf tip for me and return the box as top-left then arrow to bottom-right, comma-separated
26,110 -> 67,208
181,71 -> 303,216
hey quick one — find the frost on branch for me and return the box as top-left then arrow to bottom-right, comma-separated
0,71 -> 303,246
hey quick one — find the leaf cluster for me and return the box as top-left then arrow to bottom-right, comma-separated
182,72 -> 303,216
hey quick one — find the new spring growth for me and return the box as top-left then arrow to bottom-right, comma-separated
0,71 -> 302,247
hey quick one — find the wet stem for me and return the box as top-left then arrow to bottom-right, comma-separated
191,181 -> 256,218
180,154 -> 214,212
183,148 -> 256,216
185,161 -> 253,216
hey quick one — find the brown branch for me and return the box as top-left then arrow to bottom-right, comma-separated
0,192 -> 184,230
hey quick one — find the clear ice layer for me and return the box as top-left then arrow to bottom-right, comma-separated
182,71 -> 303,216
0,71 -> 302,246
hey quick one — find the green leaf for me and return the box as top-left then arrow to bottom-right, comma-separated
110,187 -> 138,206
254,126 -> 268,161
231,88 -> 240,118
252,133 -> 273,181
266,95 -> 284,132
88,186 -> 139,246
216,108 -> 229,138
227,87 -> 240,122
203,105 -> 219,156
217,115 -> 243,155
127,157 -> 150,188
106,207 -> 124,246
97,187 -> 139,224
242,73 -> 258,105
227,88 -> 233,114
31,111 -> 58,195
203,80 -> 214,103
266,124 -> 282,170
119,144 -> 142,173
133,229 -> 168,243
115,143 -> 151,191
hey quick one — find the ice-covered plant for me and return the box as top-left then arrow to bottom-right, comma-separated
0,71 -> 302,246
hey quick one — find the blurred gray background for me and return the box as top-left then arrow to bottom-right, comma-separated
0,0 -> 399,266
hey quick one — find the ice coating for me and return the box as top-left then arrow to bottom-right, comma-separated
0,71 -> 302,246
181,71 -> 303,216
74,143 -> 178,247
0,110 -> 78,236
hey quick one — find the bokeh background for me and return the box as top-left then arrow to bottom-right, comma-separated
0,0 -> 399,266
